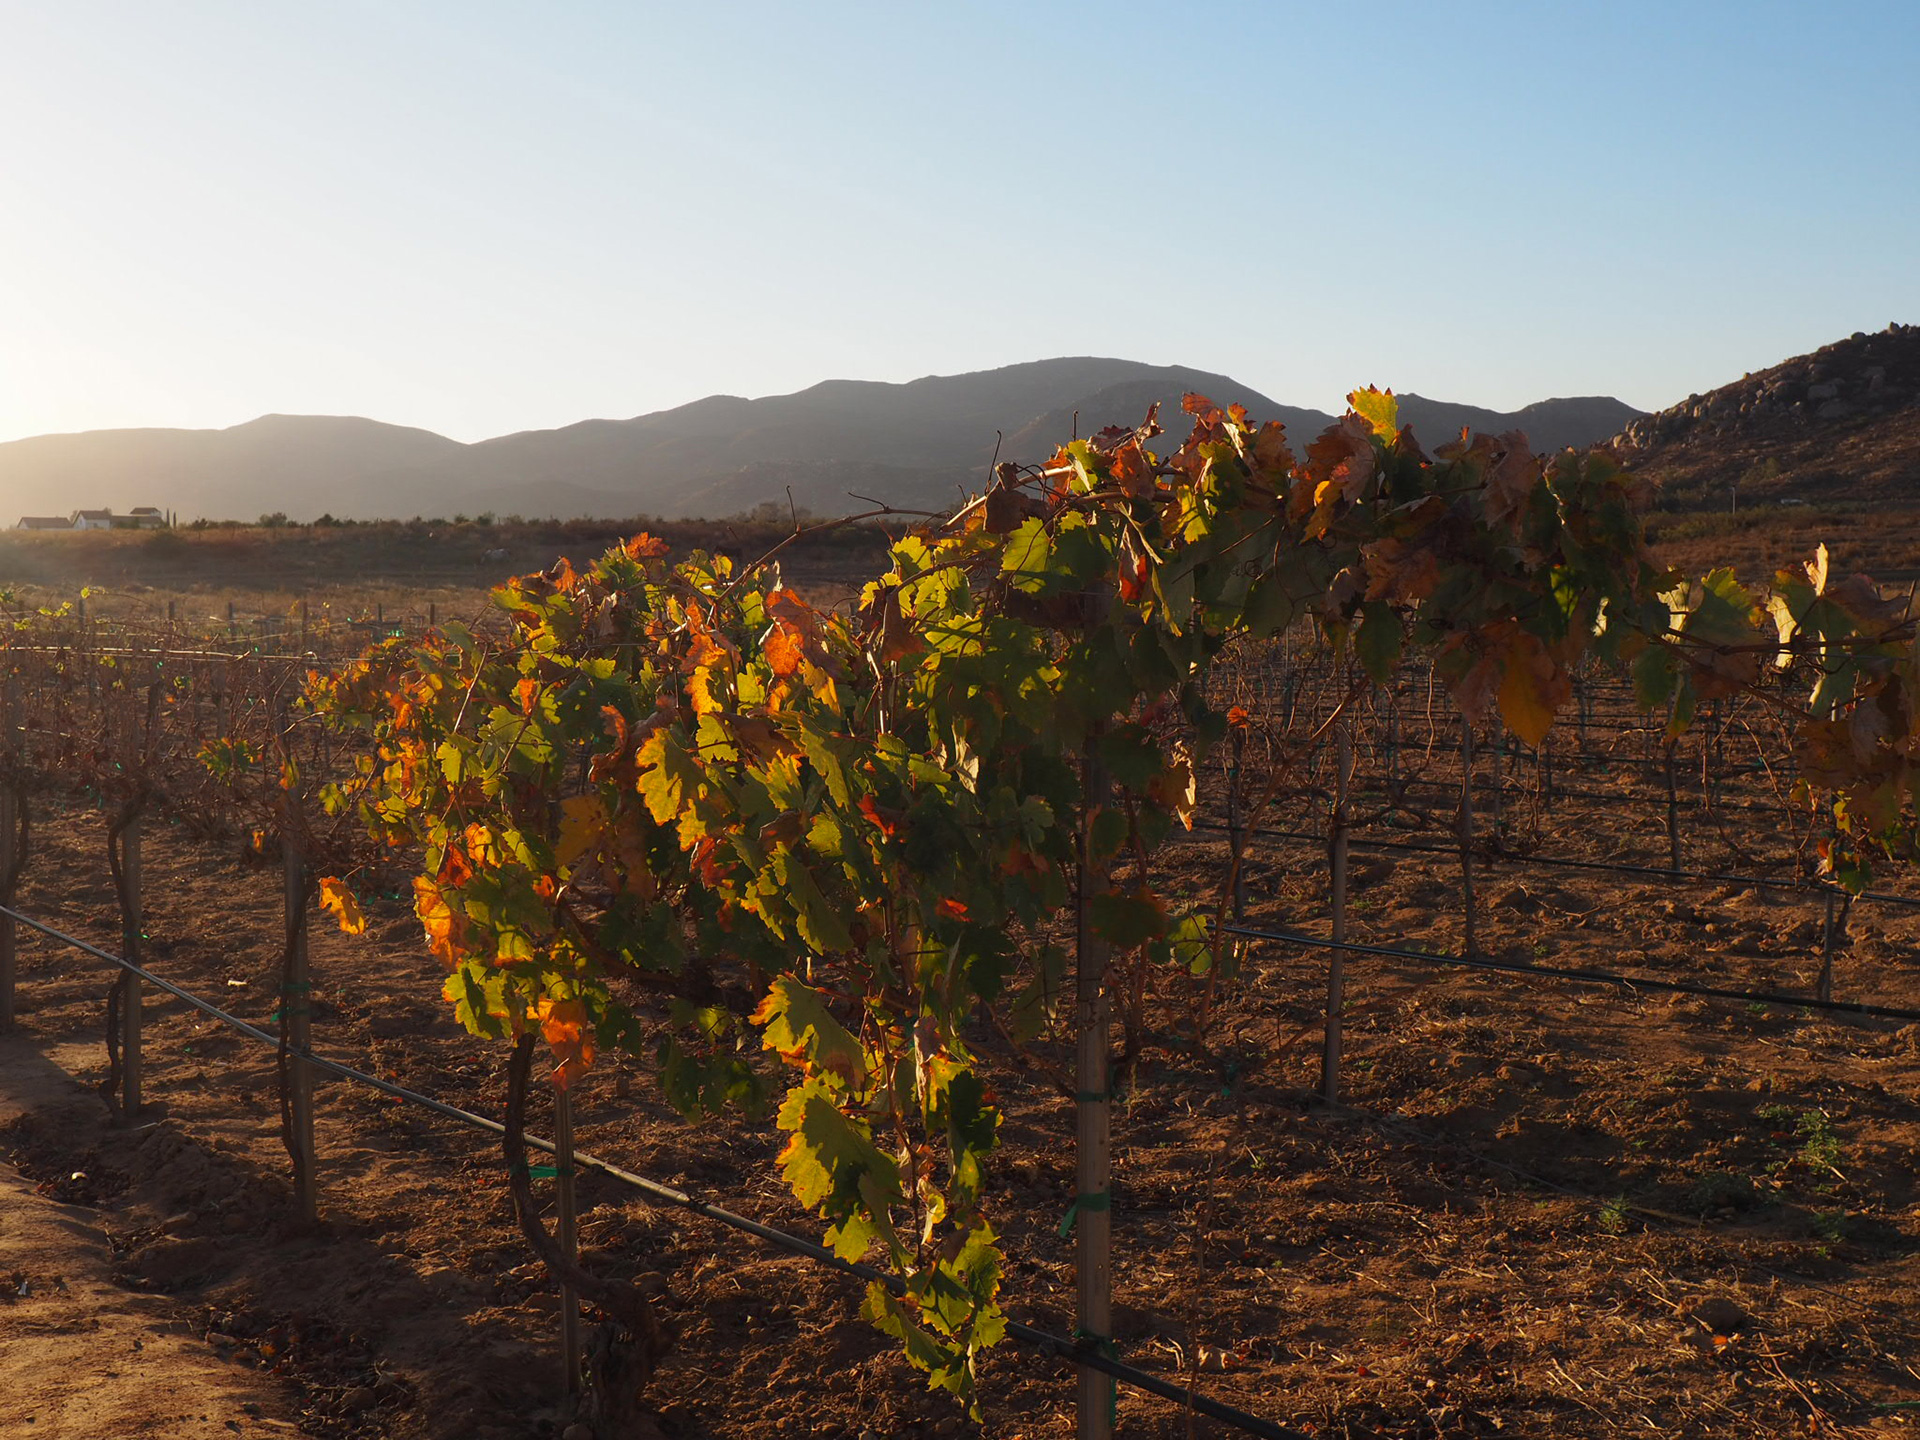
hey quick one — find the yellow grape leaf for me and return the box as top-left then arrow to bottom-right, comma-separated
635,730 -> 702,825
1347,386 -> 1398,442
318,877 -> 367,935
1496,631 -> 1566,745
554,795 -> 606,867
688,664 -> 726,715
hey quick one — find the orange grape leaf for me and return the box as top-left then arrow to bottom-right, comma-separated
413,875 -> 461,966
765,623 -> 806,677
1251,421 -> 1294,475
318,877 -> 366,935
1303,415 -> 1377,504
1109,440 -> 1155,499
1484,432 -> 1538,529
535,997 -> 596,1089
873,588 -> 926,664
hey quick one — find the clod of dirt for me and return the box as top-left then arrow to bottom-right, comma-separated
133,1234 -> 231,1290
1689,1295 -> 1753,1334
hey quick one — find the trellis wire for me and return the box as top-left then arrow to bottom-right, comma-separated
0,900 -> 1307,1440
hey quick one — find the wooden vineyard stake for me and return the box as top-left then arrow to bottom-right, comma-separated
1459,716 -> 1477,956
300,599 -> 310,650
1816,891 -> 1850,1005
1321,721 -> 1352,1104
0,680 -> 15,1032
1074,742 -> 1113,1440
119,811 -> 143,1116
1665,743 -> 1682,876
1575,670 -> 1589,760
1488,730 -> 1504,831
1226,722 -> 1247,922
283,823 -> 318,1222
555,1086 -> 583,1394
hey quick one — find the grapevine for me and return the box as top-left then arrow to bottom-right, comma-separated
297,388 -> 1917,1416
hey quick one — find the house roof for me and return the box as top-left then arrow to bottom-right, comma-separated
71,509 -> 113,520
17,516 -> 71,528
128,506 -> 163,515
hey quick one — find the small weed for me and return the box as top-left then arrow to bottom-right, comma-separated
1758,1104 -> 1845,1184
1597,1195 -> 1631,1233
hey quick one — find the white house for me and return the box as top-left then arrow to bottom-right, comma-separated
71,509 -> 115,531
16,515 -> 71,530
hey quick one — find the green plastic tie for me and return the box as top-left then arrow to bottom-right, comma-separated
1073,1327 -> 1121,1423
1057,1189 -> 1111,1237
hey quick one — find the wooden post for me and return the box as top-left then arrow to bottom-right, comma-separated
1459,717 -> 1477,956
1488,730 -> 1504,831
555,1087 -> 582,1394
227,600 -> 236,636
120,813 -> 142,1116
300,599 -> 310,650
1575,671 -> 1589,762
1541,732 -> 1554,813
0,680 -> 15,1032
1385,691 -> 1400,789
283,826 -> 317,1222
429,601 -> 437,631
1817,890 -> 1839,1004
1074,742 -> 1113,1440
1665,743 -> 1682,875
0,784 -> 13,1033
1321,722 -> 1352,1104
1225,723 -> 1247,922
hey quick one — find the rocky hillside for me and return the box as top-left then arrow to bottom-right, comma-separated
1613,323 -> 1920,506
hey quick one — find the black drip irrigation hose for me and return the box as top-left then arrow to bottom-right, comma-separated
0,902 -> 1308,1440
1192,818 -> 1920,910
1222,921 -> 1920,1023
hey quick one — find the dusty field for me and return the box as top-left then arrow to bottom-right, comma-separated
1,516 -> 1919,1438
2,655 -> 1919,1439
0,520 -> 892,647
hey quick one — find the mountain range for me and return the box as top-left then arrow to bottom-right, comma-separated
0,358 -> 1643,524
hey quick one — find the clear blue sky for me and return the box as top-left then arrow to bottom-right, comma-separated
2,0 -> 1915,443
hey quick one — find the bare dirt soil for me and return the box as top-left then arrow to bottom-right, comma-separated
3,661 -> 1920,1439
